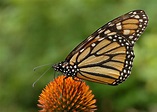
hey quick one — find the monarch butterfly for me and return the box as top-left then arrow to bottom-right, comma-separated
53,10 -> 148,85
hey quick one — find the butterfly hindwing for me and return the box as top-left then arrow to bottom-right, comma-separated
71,34 -> 134,85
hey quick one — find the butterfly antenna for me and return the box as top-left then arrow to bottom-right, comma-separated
33,63 -> 52,71
32,66 -> 52,87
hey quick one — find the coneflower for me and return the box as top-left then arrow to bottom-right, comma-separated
38,75 -> 97,112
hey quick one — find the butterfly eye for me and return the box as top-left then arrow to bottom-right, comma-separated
54,10 -> 148,85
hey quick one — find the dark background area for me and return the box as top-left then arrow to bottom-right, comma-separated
0,0 -> 157,112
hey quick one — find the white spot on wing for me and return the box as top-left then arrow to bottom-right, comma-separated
134,15 -> 140,18
139,19 -> 143,22
80,49 -> 84,52
91,43 -> 96,47
104,30 -> 111,34
107,32 -> 117,36
129,36 -> 134,39
123,30 -> 130,35
98,37 -> 104,41
116,25 -> 122,30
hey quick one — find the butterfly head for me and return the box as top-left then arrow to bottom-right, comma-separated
53,61 -> 66,72
53,61 -> 79,77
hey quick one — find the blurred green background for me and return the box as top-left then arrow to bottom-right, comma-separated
0,0 -> 157,112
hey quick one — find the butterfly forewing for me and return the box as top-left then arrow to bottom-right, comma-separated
93,10 -> 148,45
54,10 -> 148,85
66,10 -> 148,62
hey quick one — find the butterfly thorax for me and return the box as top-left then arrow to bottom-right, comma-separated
53,61 -> 79,77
